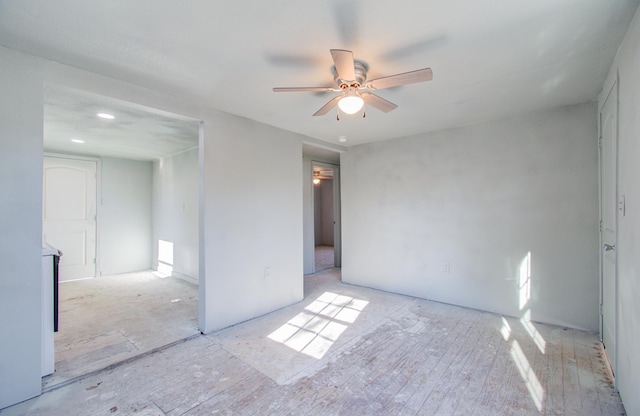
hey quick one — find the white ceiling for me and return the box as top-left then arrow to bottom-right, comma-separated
44,86 -> 199,161
1,0 -> 638,153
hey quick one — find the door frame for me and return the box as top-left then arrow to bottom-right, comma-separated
311,160 -> 342,271
44,152 -> 102,279
598,74 -> 619,385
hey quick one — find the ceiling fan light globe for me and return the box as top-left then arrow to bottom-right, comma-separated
338,96 -> 364,114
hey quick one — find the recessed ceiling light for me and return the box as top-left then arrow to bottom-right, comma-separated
71,139 -> 85,144
96,112 -> 115,119
338,136 -> 347,143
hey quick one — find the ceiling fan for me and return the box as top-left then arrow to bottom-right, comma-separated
273,49 -> 433,118
313,169 -> 333,178
313,169 -> 333,184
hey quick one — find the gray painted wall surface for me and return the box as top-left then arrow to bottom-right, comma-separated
199,113 -> 304,333
314,184 -> 323,246
302,156 -> 314,274
342,102 -> 599,331
100,157 -> 152,276
603,6 -> 640,414
152,148 -> 199,282
0,46 -> 44,409
320,180 -> 334,246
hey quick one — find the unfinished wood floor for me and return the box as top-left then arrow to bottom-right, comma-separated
45,270 -> 199,388
314,245 -> 335,271
3,269 -> 624,415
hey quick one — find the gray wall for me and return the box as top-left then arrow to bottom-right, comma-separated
315,180 -> 334,246
342,102 -> 599,331
322,180 -> 334,246
100,157 -> 153,276
152,148 -> 199,282
302,156 -> 314,274
314,184 -> 323,246
0,46 -> 44,408
199,113 -> 303,332
602,6 -> 640,414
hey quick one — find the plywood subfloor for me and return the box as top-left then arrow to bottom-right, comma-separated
3,269 -> 624,415
44,270 -> 199,389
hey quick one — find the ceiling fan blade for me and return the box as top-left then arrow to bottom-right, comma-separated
313,96 -> 342,116
330,49 -> 356,82
273,87 -> 337,93
366,68 -> 433,90
361,92 -> 398,113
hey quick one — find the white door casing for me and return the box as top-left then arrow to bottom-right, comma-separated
43,156 -> 97,281
600,80 -> 617,377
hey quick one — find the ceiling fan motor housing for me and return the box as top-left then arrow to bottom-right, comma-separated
333,60 -> 368,88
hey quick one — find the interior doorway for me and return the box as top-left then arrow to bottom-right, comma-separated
599,78 -> 618,381
42,85 -> 201,388
312,161 -> 341,272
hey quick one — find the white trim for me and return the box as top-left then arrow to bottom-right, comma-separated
172,270 -> 199,286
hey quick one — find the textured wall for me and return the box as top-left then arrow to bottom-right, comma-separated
100,157 -> 153,275
199,113 -> 303,333
152,148 -> 199,282
0,46 -> 45,409
342,103 -> 599,331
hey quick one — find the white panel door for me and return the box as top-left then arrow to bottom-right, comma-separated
43,157 -> 97,281
600,82 -> 617,375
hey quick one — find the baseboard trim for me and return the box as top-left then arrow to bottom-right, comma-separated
172,270 -> 198,285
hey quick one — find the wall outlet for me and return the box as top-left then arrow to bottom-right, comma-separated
264,267 -> 271,278
443,262 -> 451,273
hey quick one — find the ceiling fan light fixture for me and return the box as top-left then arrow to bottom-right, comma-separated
273,49 -> 432,117
313,171 -> 321,185
338,87 -> 364,114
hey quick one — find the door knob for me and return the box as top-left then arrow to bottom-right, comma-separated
604,243 -> 616,251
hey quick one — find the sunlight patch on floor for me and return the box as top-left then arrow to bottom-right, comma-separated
521,309 -> 546,354
268,292 -> 368,359
500,316 -> 512,341
511,339 -> 544,412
